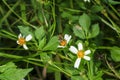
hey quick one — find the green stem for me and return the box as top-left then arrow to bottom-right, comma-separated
2,0 -> 37,29
48,61 -> 71,77
105,55 -> 120,79
0,52 -> 42,63
20,1 -> 27,24
70,0 -> 73,8
103,70 -> 116,78
87,60 -> 94,80
51,0 -> 56,37
109,4 -> 120,18
96,46 -> 113,50
55,55 -> 61,80
41,6 -> 48,27
0,0 -> 20,25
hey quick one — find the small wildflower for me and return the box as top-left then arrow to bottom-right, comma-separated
17,33 -> 32,50
84,0 -> 90,2
58,34 -> 71,48
69,43 -> 91,68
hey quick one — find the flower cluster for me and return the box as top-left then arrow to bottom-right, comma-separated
16,33 -> 91,69
58,34 -> 91,68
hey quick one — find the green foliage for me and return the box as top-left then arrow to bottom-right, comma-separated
35,26 -> 45,40
74,15 -> 100,39
73,26 -> 85,39
107,0 -> 120,5
71,76 -> 84,80
40,52 -> 51,62
0,0 -> 120,80
0,62 -> 32,80
110,47 -> 120,62
79,13 -> 91,35
43,36 -> 59,50
18,26 -> 31,36
88,23 -> 100,38
91,5 -> 104,13
38,37 -> 46,49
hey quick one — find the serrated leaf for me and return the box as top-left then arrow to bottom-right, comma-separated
18,26 -> 31,36
73,26 -> 85,39
88,23 -> 100,38
35,26 -> 45,40
0,62 -> 33,80
38,38 -> 46,49
79,13 -> 91,34
0,68 -> 32,80
0,62 -> 17,73
110,47 -> 120,62
43,36 -> 59,50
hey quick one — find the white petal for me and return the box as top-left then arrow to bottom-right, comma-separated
69,46 -> 78,54
25,34 -> 32,41
84,50 -> 91,55
84,0 -> 90,2
23,44 -> 28,50
64,34 -> 69,40
18,33 -> 22,38
16,40 -> 19,44
58,45 -> 65,48
64,34 -> 71,43
74,58 -> 81,68
83,56 -> 90,61
78,43 -> 83,50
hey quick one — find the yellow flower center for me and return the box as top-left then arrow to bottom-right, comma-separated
60,40 -> 67,46
18,37 -> 26,45
77,50 -> 84,58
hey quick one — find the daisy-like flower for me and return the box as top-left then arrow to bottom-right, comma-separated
17,33 -> 32,50
69,43 -> 91,68
58,34 -> 71,48
84,0 -> 90,2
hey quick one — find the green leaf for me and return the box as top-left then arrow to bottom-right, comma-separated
38,38 -> 46,49
91,5 -> 103,13
18,26 -> 31,36
93,71 -> 103,80
71,76 -> 84,80
40,52 -> 51,62
73,26 -> 85,39
0,62 -> 17,73
0,62 -> 33,80
88,23 -> 100,38
110,47 -> 120,62
79,13 -> 91,34
43,36 -> 59,50
61,12 -> 72,18
35,26 -> 45,40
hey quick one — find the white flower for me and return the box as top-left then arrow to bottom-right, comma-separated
58,34 -> 71,48
69,43 -> 91,68
84,0 -> 90,2
17,33 -> 32,50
